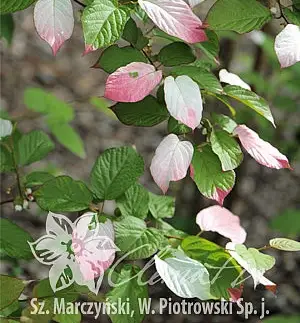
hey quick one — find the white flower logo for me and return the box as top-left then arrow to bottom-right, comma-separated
29,211 -> 118,294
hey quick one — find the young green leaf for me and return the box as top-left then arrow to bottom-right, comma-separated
148,192 -> 175,219
116,183 -> 149,219
207,0 -> 272,33
112,96 -> 169,127
82,0 -> 130,52
0,0 -> 35,14
17,130 -> 55,166
210,129 -> 243,171
0,218 -> 34,259
91,147 -> 144,200
34,176 -> 93,212
171,66 -> 223,93
114,216 -> 164,259
107,265 -> 148,323
223,85 -> 275,126
94,45 -> 147,73
0,275 -> 26,310
167,117 -> 192,135
122,17 -> 148,50
48,123 -> 86,159
158,42 -> 196,67
0,14 -> 14,45
211,113 -> 237,133
191,145 -> 235,205
269,238 -> 300,252
182,236 -> 243,299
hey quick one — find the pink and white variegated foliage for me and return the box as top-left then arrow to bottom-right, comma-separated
105,62 -> 162,102
150,134 -> 194,193
138,0 -> 207,43
34,0 -> 74,55
234,125 -> 291,170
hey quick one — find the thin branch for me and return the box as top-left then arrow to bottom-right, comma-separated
0,198 -> 14,206
276,0 -> 289,24
73,0 -> 86,7
142,49 -> 157,70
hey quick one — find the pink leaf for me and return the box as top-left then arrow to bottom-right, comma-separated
234,125 -> 291,170
196,205 -> 246,243
34,0 -> 74,56
104,62 -> 162,102
275,24 -> 300,68
150,134 -> 194,193
138,0 -> 207,43
227,285 -> 243,302
164,75 -> 203,130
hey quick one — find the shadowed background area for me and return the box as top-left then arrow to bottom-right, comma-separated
1,0 -> 300,322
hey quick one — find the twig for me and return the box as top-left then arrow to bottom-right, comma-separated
0,198 -> 14,206
276,0 -> 289,24
73,0 -> 86,7
142,49 -> 157,70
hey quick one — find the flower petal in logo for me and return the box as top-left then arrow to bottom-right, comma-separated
29,211 -> 118,294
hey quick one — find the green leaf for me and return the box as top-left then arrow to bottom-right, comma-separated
0,218 -> 33,259
116,183 -> 149,219
207,0 -> 272,33
270,209 -> 300,236
24,171 -> 55,187
0,145 -> 13,172
114,216 -> 164,259
48,123 -> 86,159
0,14 -> 14,45
212,113 -> 237,133
17,130 -> 54,166
34,176 -> 93,212
171,66 -> 222,93
181,236 -> 243,299
112,96 -> 169,127
283,8 -> 300,25
293,0 -> 300,10
24,88 -> 74,123
82,0 -> 130,50
167,117 -> 192,135
91,147 -> 144,200
0,276 -> 26,310
158,42 -> 196,67
263,315 -> 300,323
210,129 -> 243,171
53,313 -> 82,323
122,17 -> 148,50
191,145 -> 235,203
94,45 -> 147,73
208,92 -> 236,116
90,96 -> 117,119
0,300 -> 20,318
148,192 -> 175,219
0,0 -> 35,14
194,30 -> 219,62
107,264 -> 148,323
269,238 -> 300,252
223,85 -> 275,126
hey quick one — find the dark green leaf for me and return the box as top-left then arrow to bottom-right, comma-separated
48,123 -> 86,159
116,183 -> 149,219
223,85 -> 275,126
207,0 -> 272,33
112,96 -> 169,127
148,192 -> 175,219
0,218 -> 33,259
34,176 -> 93,212
210,129 -> 243,171
91,147 -> 144,200
94,45 -> 147,73
158,42 -> 196,67
24,171 -> 55,187
0,14 -> 14,45
17,130 -> 55,166
122,17 -> 148,50
212,113 -> 237,133
191,145 -> 235,204
114,216 -> 164,259
171,66 -> 222,93
107,264 -> 148,323
181,236 -> 243,299
168,117 -> 192,135
0,276 -> 26,310
0,0 -> 35,14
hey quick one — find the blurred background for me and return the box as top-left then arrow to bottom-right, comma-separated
1,0 -> 300,322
